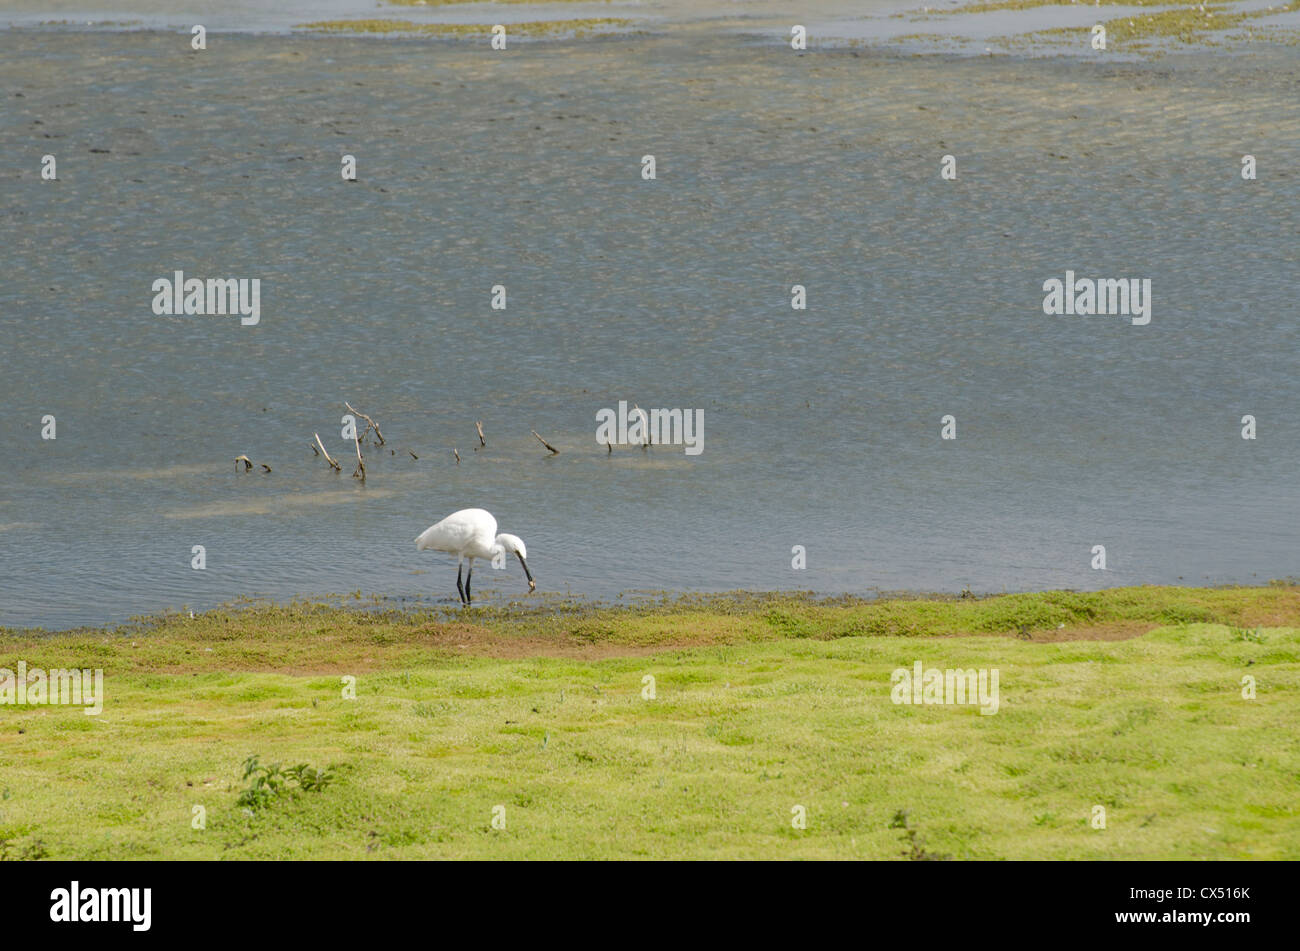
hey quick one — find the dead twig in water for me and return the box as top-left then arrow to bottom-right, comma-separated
454,448 -> 461,465
260,464 -> 272,473
235,455 -> 253,472
314,433 -> 341,472
531,430 -> 560,455
345,402 -> 385,446
475,420 -> 486,448
408,449 -> 418,460
351,427 -> 365,482
632,404 -> 650,448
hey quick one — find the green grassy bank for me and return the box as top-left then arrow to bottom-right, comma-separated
0,585 -> 1296,859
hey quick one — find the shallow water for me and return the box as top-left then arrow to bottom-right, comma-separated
1,28 -> 1297,629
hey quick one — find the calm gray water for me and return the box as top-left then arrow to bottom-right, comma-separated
1,28 -> 1298,629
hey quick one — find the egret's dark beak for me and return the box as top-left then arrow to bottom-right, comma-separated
517,553 -> 536,592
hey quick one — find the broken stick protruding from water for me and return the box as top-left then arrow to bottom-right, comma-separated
345,402 -> 385,446
235,455 -> 253,472
314,433 -> 341,471
531,430 -> 560,455
351,427 -> 365,481
475,420 -> 486,448
632,404 -> 650,448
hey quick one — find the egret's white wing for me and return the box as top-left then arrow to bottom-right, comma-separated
415,508 -> 497,554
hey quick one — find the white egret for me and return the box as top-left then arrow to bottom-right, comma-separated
414,507 -> 535,605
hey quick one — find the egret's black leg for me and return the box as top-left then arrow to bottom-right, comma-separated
456,563 -> 466,604
465,565 -> 474,604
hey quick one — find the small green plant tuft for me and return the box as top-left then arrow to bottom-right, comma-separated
1229,625 -> 1266,644
0,834 -> 49,861
890,808 -> 951,861
237,755 -> 336,812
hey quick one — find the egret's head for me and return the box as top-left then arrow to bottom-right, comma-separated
495,533 -> 526,560
494,533 -> 535,591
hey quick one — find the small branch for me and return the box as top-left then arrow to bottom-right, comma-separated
314,433 -> 341,471
531,429 -> 560,455
235,455 -> 253,472
475,420 -> 486,447
260,464 -> 272,473
352,426 -> 365,481
408,449 -> 418,460
345,402 -> 385,446
454,448 -> 461,465
632,404 -> 650,447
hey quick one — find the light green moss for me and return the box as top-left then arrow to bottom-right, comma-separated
296,18 -> 632,37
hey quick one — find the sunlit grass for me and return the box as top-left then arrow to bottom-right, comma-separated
918,0 -> 1300,53
2,586 -> 1296,858
296,18 -> 632,38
